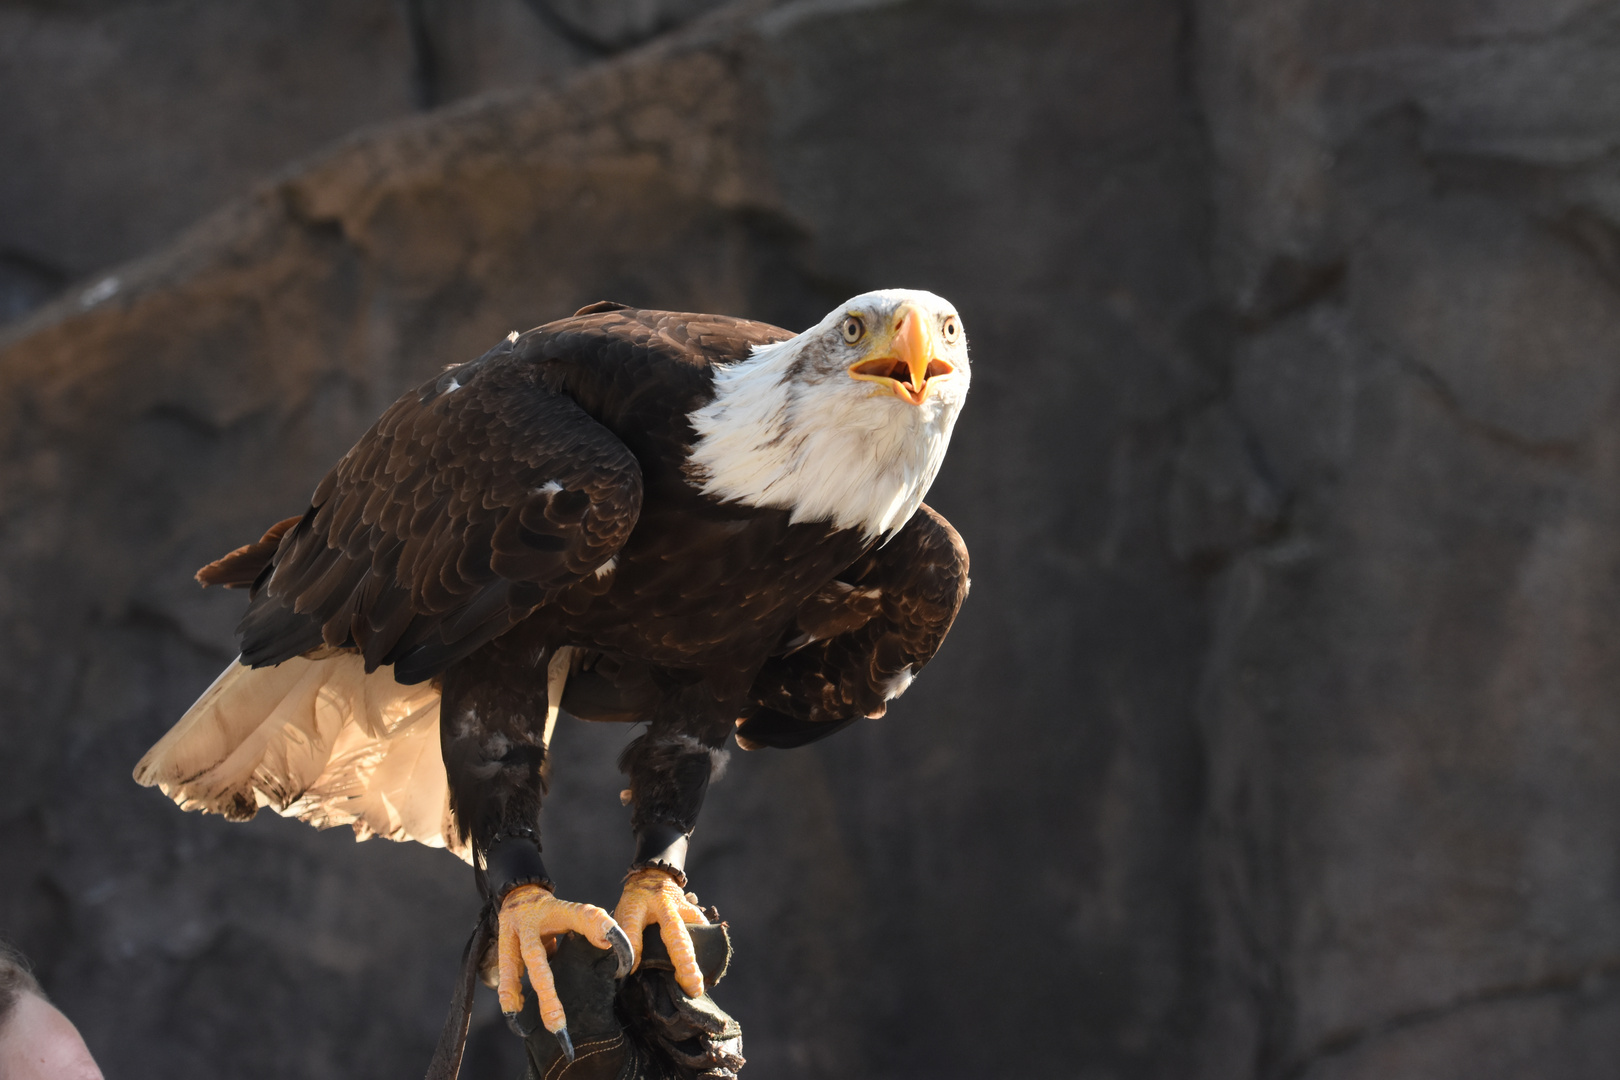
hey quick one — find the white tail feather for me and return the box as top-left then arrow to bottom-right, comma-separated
134,654 -> 471,863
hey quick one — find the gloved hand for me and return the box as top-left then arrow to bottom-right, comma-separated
516,916 -> 742,1080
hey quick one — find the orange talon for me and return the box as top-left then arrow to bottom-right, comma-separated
496,884 -> 632,1048
613,867 -> 710,998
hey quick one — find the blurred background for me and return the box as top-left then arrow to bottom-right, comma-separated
2,0 -> 1619,1077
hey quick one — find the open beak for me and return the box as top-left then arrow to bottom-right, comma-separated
849,305 -> 955,405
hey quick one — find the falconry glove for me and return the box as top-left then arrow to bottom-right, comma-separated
520,919 -> 741,1080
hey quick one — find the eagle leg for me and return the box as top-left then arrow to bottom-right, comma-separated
496,883 -> 633,1055
442,646 -> 633,1047
615,685 -> 738,1000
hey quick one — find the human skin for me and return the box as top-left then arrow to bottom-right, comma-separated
0,993 -> 104,1080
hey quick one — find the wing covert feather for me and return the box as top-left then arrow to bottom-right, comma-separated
239,334 -> 643,682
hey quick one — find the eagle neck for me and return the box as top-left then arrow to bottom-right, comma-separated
684,336 -> 957,540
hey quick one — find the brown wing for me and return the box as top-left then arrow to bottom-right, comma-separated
737,504 -> 970,748
235,329 -> 644,684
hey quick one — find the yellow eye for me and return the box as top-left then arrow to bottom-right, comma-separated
942,316 -> 960,343
841,315 -> 864,344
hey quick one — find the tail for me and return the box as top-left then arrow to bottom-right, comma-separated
134,653 -> 471,862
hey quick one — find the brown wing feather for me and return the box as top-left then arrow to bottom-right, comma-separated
195,516 -> 304,589
236,331 -> 644,683
739,504 -> 970,744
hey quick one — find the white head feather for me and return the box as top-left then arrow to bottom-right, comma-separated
685,289 -> 970,539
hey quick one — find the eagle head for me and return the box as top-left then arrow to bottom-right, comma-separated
795,288 -> 970,415
687,289 -> 971,539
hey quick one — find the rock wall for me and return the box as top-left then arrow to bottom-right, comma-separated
1196,3 -> 1620,1077
0,0 -> 728,320
0,2 -> 1616,1079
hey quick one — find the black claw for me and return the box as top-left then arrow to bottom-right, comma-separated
504,1009 -> 537,1038
607,923 -> 635,979
555,1025 -> 576,1063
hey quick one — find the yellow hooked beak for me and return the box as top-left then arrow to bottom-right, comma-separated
848,305 -> 954,405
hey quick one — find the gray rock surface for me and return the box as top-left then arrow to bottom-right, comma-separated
0,0 -> 720,320
1198,2 -> 1620,1077
0,1 -> 1617,1078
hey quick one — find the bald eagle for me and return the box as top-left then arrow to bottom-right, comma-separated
135,290 -> 971,1062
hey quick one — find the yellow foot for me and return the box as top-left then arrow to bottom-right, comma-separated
613,867 -> 710,998
498,885 -> 633,1059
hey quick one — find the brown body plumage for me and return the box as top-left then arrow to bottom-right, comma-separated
164,299 -> 966,843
